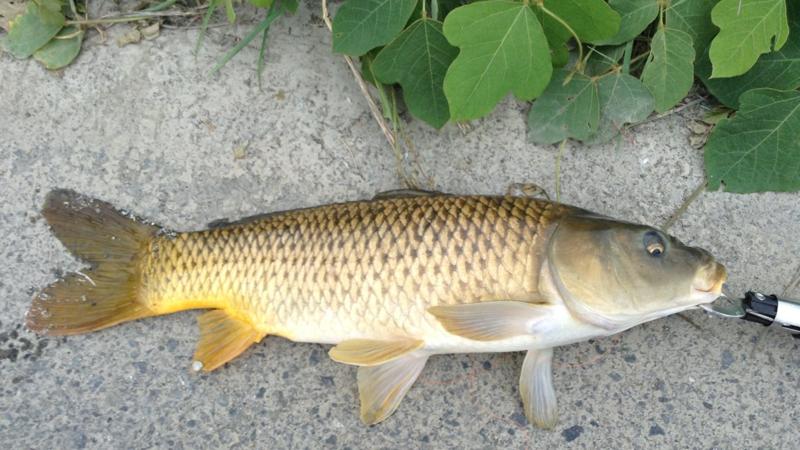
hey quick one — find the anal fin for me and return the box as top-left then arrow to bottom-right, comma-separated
194,310 -> 265,372
329,338 -> 424,366
358,353 -> 428,425
428,301 -> 555,341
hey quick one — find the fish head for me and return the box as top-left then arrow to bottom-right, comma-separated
546,214 -> 727,330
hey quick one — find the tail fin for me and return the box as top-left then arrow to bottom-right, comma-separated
27,189 -> 160,335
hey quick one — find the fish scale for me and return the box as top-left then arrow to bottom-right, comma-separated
139,195 -> 569,345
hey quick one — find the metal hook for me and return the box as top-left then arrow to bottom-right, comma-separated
698,294 -> 746,319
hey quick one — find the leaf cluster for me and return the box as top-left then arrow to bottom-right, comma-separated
331,0 -> 800,193
2,0 -> 82,69
0,0 -> 297,72
2,0 -> 798,194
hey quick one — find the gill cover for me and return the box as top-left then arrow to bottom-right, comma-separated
547,214 -> 716,329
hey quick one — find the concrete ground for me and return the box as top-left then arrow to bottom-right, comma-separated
2,2 -> 799,448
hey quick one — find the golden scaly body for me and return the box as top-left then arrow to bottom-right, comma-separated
29,189 -> 726,427
140,195 -> 574,350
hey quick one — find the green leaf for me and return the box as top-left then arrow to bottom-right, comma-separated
586,72 -> 654,143
641,27 -> 695,113
531,8 -> 570,66
404,0 -> 424,25
434,0 -> 467,19
281,0 -> 298,13
597,0 -> 659,45
703,106 -> 734,125
224,0 -> 236,23
528,70 -> 599,144
540,0 -> 621,43
33,25 -> 82,70
709,0 -> 789,78
534,7 -> 570,44
705,89 -> 800,193
443,1 -> 552,121
584,45 -> 626,76
598,74 -> 653,125
550,43 -> 569,68
372,19 -> 458,128
699,0 -> 800,107
3,1 -> 64,59
666,0 -> 717,55
249,0 -> 275,8
332,0 -> 418,56
38,0 -> 63,13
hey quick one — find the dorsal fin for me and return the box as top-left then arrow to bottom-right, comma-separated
206,210 -> 284,229
372,188 -> 444,200
206,189 -> 444,229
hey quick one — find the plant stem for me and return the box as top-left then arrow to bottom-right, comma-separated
586,45 -> 613,64
68,0 -> 78,18
782,263 -> 800,296
661,181 -> 706,231
65,9 -> 203,25
54,29 -> 84,39
539,5 -> 583,71
257,5 -> 276,90
321,0 -> 424,188
430,0 -> 439,21
622,40 -> 633,74
321,0 -> 398,149
555,139 -> 566,202
365,56 -> 394,120
211,7 -> 282,74
195,0 -> 218,55
144,0 -> 178,12
634,94 -> 707,127
421,0 -> 427,19
223,0 -> 235,23
629,50 -> 649,65
372,68 -> 422,188
589,46 -> 652,81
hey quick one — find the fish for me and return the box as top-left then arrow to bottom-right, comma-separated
26,188 -> 727,428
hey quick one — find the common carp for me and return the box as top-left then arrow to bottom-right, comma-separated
27,189 -> 726,428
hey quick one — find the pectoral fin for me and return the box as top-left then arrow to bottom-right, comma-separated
357,353 -> 428,425
193,310 -> 265,372
520,348 -> 558,429
329,338 -> 424,366
428,301 -> 555,341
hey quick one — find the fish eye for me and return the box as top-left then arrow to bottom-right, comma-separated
643,231 -> 665,257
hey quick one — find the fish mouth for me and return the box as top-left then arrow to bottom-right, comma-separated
692,262 -> 728,301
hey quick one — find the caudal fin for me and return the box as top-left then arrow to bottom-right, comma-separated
27,189 -> 159,335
